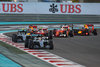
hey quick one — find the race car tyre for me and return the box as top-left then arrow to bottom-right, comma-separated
69,31 -> 74,37
63,31 -> 68,37
28,39 -> 34,49
66,31 -> 69,37
48,30 -> 53,39
93,29 -> 97,35
49,40 -> 54,50
53,29 -> 56,36
12,34 -> 17,42
58,32 -> 61,37
25,39 -> 29,48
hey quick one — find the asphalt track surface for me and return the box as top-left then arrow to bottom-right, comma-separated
47,30 -> 100,67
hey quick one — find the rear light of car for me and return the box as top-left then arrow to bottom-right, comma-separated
86,33 -> 88,35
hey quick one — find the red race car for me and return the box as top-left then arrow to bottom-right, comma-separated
28,25 -> 52,39
36,28 -> 48,36
53,25 -> 74,37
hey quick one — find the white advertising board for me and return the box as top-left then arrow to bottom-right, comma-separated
0,2 -> 100,15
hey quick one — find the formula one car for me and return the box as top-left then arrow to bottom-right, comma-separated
12,25 -> 38,43
53,25 -> 74,37
27,25 -> 38,33
74,29 -> 90,36
73,24 -> 97,36
28,25 -> 49,36
86,24 -> 97,35
35,28 -> 49,36
12,29 -> 27,42
12,25 -> 53,42
24,31 -> 53,50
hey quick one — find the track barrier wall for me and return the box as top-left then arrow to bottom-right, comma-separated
0,2 -> 100,23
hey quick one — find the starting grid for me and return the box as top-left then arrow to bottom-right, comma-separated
0,33 -> 85,67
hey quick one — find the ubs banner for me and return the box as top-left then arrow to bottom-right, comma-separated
0,2 -> 100,15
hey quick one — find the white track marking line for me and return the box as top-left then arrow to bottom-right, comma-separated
0,33 -> 85,67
